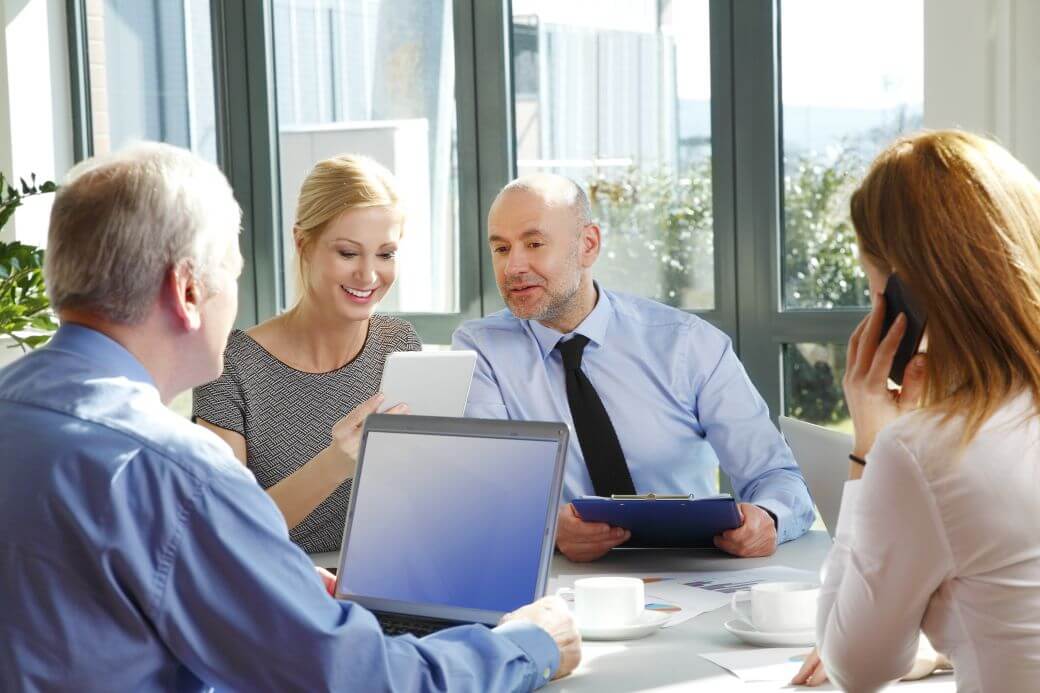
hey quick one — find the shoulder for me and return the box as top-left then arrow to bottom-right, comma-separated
453,309 -> 525,346
369,314 -> 421,351
605,289 -> 730,350
218,329 -> 255,371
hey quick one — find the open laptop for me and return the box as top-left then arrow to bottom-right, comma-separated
778,416 -> 852,538
334,414 -> 569,636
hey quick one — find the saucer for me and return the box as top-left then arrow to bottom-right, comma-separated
724,618 -> 815,647
579,609 -> 670,641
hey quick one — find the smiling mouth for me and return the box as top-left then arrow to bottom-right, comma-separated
341,285 -> 376,298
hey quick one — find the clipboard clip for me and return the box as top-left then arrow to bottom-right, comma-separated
609,493 -> 694,500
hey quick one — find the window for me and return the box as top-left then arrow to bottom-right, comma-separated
780,0 -> 923,310
783,343 -> 849,431
85,0 -> 217,162
272,0 -> 460,314
510,0 -> 714,310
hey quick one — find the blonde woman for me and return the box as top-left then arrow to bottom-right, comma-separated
792,130 -> 1040,690
193,154 -> 418,553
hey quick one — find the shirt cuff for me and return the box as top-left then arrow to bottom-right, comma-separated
492,620 -> 560,688
751,498 -> 793,543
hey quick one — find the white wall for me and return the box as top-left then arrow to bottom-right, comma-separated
0,0 -> 73,246
925,0 -> 1040,174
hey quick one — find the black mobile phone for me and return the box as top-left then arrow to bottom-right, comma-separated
881,273 -> 927,385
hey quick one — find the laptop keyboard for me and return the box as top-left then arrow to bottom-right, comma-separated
376,612 -> 458,637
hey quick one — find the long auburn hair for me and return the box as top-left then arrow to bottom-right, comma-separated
850,130 -> 1040,442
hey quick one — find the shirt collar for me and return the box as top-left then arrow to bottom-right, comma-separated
47,322 -> 157,388
527,283 -> 614,360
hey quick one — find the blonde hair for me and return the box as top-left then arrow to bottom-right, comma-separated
47,142 -> 241,324
850,130 -> 1040,442
293,154 -> 401,291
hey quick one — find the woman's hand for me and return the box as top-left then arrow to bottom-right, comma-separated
843,292 -> 927,457
329,393 -> 409,462
791,644 -> 952,687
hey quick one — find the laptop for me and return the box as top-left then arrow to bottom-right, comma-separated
778,416 -> 853,538
334,414 -> 569,636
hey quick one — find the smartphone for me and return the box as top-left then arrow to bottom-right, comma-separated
881,273 -> 927,385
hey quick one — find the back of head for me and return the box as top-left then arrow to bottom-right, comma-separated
850,130 -> 1040,439
46,142 -> 241,324
292,154 -> 401,287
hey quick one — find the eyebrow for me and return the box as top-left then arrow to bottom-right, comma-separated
488,229 -> 546,244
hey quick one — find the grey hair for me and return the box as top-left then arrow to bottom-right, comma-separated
45,142 -> 242,324
499,173 -> 592,227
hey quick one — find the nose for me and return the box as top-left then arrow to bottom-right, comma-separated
354,255 -> 377,286
504,247 -> 529,276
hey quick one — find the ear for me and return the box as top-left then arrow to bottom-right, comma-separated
163,260 -> 203,333
578,223 -> 602,268
293,226 -> 306,254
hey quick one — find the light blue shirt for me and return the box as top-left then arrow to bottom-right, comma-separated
453,288 -> 814,544
0,324 -> 558,692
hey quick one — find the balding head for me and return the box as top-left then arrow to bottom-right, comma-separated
495,173 -> 592,230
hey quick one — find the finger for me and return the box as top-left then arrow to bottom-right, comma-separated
791,650 -> 820,684
897,353 -> 927,410
867,312 -> 905,385
385,403 -> 410,415
845,312 -> 871,374
569,526 -> 629,545
856,291 -> 888,374
806,660 -> 829,686
345,393 -> 385,424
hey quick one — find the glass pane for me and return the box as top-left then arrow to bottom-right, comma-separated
273,0 -> 459,313
85,0 -> 217,162
783,342 -> 850,433
511,1 -> 714,310
780,0 -> 923,309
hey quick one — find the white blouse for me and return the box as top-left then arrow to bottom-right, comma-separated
817,392 -> 1040,692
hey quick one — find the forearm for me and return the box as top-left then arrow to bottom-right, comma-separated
267,446 -> 355,529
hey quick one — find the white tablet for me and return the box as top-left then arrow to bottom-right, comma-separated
378,350 -> 478,417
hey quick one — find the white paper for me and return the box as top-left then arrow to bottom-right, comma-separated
700,647 -> 812,683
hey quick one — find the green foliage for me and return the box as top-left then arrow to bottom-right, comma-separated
0,174 -> 58,352
588,161 -> 714,308
782,148 -> 870,310
587,150 -> 866,424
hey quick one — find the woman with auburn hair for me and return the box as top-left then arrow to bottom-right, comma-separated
193,154 -> 418,553
793,130 -> 1040,691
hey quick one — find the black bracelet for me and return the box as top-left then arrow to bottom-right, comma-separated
849,453 -> 867,466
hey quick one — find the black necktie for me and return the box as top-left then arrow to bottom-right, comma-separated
557,335 -> 636,496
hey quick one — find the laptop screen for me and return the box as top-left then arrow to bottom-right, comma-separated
337,430 -> 561,614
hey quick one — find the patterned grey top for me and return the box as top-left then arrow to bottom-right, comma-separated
192,314 -> 421,553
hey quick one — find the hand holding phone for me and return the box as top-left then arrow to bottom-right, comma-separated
880,274 -> 927,385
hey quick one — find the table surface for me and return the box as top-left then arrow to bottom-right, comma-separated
311,531 -> 956,691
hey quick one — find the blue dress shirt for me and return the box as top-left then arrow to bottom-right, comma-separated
0,324 -> 558,692
452,287 -> 814,544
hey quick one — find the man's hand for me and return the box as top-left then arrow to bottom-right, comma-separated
556,503 -> 630,562
500,596 -> 581,680
713,503 -> 777,557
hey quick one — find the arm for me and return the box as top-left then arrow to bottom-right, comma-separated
198,396 -> 402,530
816,433 -> 952,691
452,325 -> 509,419
691,328 -> 814,544
154,465 -> 566,692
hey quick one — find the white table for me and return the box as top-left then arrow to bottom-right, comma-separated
312,531 -> 955,691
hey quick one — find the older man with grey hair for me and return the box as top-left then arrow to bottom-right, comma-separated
454,173 -> 814,562
0,144 -> 577,692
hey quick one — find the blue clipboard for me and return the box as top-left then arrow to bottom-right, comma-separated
571,494 -> 742,548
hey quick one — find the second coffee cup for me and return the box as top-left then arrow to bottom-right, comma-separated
559,576 -> 645,629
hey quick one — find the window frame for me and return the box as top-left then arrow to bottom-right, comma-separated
65,0 -> 872,419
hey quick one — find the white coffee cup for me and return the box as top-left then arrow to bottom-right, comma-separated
729,581 -> 819,632
558,577 -> 644,629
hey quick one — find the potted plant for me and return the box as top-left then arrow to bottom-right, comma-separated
0,174 -> 58,368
